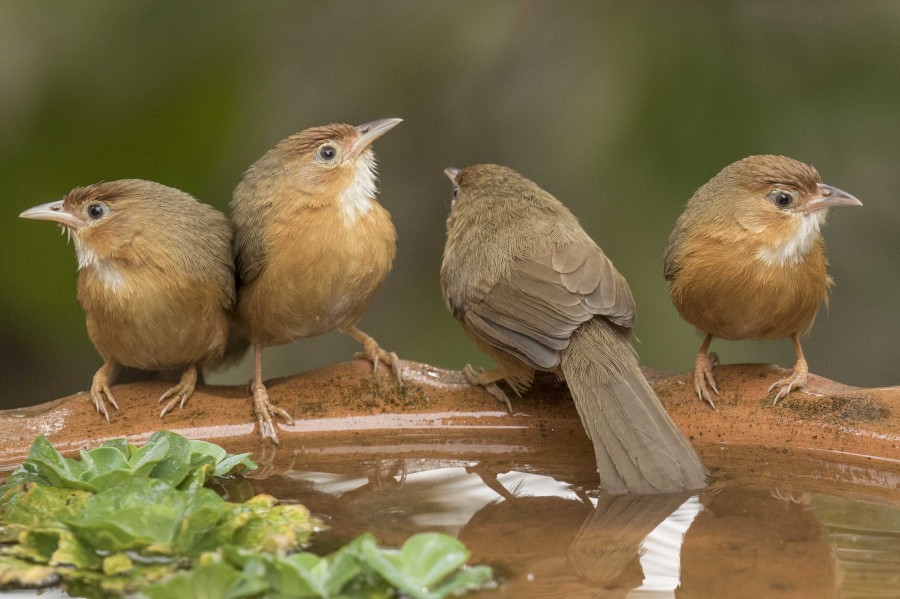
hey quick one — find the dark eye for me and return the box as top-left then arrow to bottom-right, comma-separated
768,190 -> 793,209
87,203 -> 109,220
452,187 -> 459,200
318,145 -> 337,161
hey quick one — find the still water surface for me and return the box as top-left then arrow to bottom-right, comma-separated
227,414 -> 900,599
8,414 -> 900,598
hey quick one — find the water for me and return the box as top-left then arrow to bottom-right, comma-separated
242,421 -> 900,598
3,412 -> 898,597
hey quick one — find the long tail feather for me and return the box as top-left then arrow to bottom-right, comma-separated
561,319 -> 707,494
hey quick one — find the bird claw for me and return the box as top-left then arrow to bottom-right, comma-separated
462,365 -> 513,413
354,342 -> 403,383
158,367 -> 198,418
91,389 -> 113,422
158,392 -> 189,418
462,364 -> 493,385
768,368 -> 808,405
253,384 -> 293,445
90,370 -> 119,422
484,383 -> 513,413
694,352 -> 719,409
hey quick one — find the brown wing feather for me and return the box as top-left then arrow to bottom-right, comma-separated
233,212 -> 267,287
663,217 -> 685,282
463,243 -> 636,371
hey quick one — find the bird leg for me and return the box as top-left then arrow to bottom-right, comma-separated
250,344 -> 293,445
343,325 -> 403,382
158,364 -> 198,418
462,364 -> 513,413
768,333 -> 808,404
90,359 -> 120,421
693,333 -> 720,409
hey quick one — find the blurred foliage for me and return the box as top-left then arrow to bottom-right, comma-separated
1,1 -> 898,408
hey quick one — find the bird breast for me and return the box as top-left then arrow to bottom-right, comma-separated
77,264 -> 230,370
669,232 -> 830,340
239,201 -> 396,345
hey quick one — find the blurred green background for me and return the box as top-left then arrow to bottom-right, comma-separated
1,2 -> 898,409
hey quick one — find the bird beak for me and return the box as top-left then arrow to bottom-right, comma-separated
804,183 -> 863,213
444,167 -> 461,185
19,199 -> 84,228
346,118 -> 403,160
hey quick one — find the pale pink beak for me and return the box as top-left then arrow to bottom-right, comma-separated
804,183 -> 862,213
444,167 -> 461,185
19,199 -> 84,228
346,117 -> 403,161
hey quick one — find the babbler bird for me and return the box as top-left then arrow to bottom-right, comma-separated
231,118 -> 402,444
441,164 -> 707,494
664,155 -> 861,407
19,180 -> 235,419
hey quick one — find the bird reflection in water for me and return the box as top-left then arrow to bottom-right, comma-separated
273,460 -> 701,596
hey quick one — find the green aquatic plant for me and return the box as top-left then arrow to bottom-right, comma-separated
138,533 -> 494,599
0,430 -> 257,494
0,432 -> 493,598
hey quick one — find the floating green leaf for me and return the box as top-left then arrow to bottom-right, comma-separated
359,532 -> 493,599
65,478 -> 228,555
0,431 -> 256,495
0,555 -> 58,587
0,482 -> 91,530
138,534 -> 494,599
137,558 -> 248,599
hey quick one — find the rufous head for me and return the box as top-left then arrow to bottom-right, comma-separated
695,155 -> 861,266
712,155 -> 861,215
245,118 -> 402,200
19,180 -> 203,268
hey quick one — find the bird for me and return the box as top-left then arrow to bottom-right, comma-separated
231,118 -> 403,444
441,164 -> 707,494
664,155 -> 862,407
19,180 -> 236,419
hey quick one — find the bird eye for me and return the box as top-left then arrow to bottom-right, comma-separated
317,145 -> 337,161
86,202 -> 110,220
452,187 -> 459,200
767,190 -> 793,209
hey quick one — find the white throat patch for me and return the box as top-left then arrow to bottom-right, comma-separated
339,153 -> 377,225
756,210 -> 826,267
73,235 -> 126,291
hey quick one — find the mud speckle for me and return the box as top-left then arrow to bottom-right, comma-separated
781,394 -> 891,423
652,380 -> 682,404
346,377 -> 428,412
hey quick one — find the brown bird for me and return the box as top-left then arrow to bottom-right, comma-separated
664,155 -> 862,407
231,118 -> 402,444
19,180 -> 235,419
441,164 -> 707,494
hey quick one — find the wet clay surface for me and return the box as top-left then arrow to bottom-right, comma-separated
2,360 -> 899,597
0,360 -> 897,473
